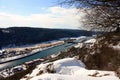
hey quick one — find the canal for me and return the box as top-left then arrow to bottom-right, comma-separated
0,43 -> 75,70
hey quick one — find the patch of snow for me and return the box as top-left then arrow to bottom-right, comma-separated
53,58 -> 85,73
85,38 -> 96,44
29,63 -> 51,77
76,36 -> 87,40
74,43 -> 84,48
112,43 -> 120,50
50,53 -> 61,58
21,58 -> 119,80
0,49 -> 5,53
2,30 -> 11,33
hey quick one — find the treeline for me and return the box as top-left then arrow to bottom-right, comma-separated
0,27 -> 95,48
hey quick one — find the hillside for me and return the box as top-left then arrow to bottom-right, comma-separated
20,58 -> 119,80
20,31 -> 120,80
1,31 -> 120,80
0,27 -> 95,48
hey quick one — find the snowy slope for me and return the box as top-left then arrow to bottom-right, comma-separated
21,58 -> 119,80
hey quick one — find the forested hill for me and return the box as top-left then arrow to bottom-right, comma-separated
0,27 -> 95,47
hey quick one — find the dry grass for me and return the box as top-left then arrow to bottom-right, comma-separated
6,41 -> 64,52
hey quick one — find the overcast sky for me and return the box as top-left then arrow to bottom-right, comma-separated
0,0 -> 84,29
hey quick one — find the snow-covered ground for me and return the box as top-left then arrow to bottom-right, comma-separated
112,43 -> 120,50
74,43 -> 83,48
74,37 -> 96,48
21,58 -> 119,80
85,38 -> 96,44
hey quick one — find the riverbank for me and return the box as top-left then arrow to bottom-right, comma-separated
0,41 -> 64,64
4,40 -> 64,51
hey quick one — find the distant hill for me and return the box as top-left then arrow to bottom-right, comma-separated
0,27 -> 95,48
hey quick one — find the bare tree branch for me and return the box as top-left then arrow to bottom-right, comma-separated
60,0 -> 120,32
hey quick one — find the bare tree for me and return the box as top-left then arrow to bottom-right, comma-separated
59,0 -> 120,31
83,6 -> 120,31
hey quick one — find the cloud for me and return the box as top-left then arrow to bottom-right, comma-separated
0,7 -> 85,29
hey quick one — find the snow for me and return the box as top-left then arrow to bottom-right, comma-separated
53,58 -> 85,73
21,58 -> 119,80
112,43 -> 120,50
76,36 -> 87,40
74,37 -> 96,48
50,53 -> 60,58
0,49 -> 5,53
85,38 -> 96,43
74,43 -> 83,48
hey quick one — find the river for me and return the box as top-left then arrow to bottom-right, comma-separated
0,43 -> 75,70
